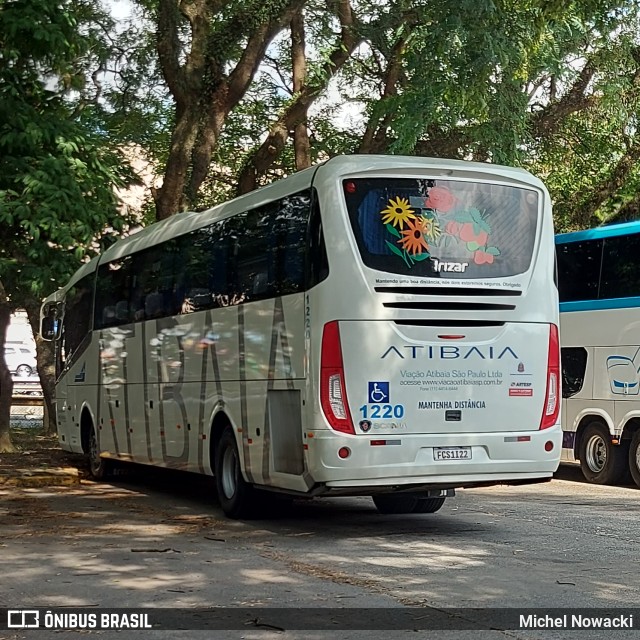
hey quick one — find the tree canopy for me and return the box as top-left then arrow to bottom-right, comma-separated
0,0 -> 136,448
4,0 -> 640,450
93,0 -> 640,231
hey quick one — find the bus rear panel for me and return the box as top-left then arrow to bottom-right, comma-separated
306,159 -> 560,492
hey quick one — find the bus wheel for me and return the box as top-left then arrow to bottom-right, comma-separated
579,422 -> 625,485
88,428 -> 111,480
215,427 -> 257,519
412,497 -> 446,514
372,493 -> 420,514
628,432 -> 640,488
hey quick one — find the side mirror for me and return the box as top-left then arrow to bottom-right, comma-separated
40,303 -> 62,341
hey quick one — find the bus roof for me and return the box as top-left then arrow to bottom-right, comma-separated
100,154 -> 545,263
556,220 -> 640,244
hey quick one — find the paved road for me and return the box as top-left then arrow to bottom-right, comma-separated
2,463 -> 639,639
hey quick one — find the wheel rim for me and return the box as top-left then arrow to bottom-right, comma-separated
221,445 -> 238,500
635,444 -> 640,474
585,434 -> 607,473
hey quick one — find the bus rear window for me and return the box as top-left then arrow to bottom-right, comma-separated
343,177 -> 539,279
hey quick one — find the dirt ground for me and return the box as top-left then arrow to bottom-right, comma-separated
0,426 -> 87,483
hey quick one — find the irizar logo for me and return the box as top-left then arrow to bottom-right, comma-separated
432,258 -> 468,273
381,345 -> 519,360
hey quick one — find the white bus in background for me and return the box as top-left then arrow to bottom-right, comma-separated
41,155 -> 561,519
556,221 -> 640,487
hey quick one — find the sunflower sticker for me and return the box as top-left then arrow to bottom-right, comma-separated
379,188 -> 500,269
380,197 -> 416,228
399,217 -> 430,255
379,197 -> 438,268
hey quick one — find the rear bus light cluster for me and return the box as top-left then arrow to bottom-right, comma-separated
540,324 -> 560,430
320,321 -> 355,434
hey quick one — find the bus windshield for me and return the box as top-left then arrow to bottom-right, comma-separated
343,177 -> 539,278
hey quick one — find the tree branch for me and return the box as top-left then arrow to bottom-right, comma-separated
157,0 -> 189,107
291,8 -> 310,170
529,59 -> 598,139
225,0 -> 306,110
358,35 -> 405,154
576,140 -> 640,227
236,0 -> 361,194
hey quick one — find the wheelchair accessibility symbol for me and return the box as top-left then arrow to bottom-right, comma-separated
368,381 -> 389,403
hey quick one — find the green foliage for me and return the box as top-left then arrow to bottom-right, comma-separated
89,0 -> 640,233
0,0 -> 135,303
526,6 -> 640,230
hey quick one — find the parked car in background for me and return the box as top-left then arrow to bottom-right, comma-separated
4,344 -> 37,377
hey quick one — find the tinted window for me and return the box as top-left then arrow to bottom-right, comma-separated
556,240 -> 602,303
174,222 -> 231,313
62,273 -> 94,368
344,178 -> 539,278
561,347 -> 588,398
177,191 -> 311,314
307,194 -> 329,287
95,256 -> 134,328
235,193 -> 309,301
600,234 -> 640,299
94,191 -> 315,325
131,241 -> 182,320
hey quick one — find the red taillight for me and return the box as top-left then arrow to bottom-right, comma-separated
540,324 -> 560,430
320,321 -> 355,434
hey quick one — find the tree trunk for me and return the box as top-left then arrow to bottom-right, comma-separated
236,0 -> 360,195
291,9 -> 311,171
358,37 -> 405,155
154,0 -> 306,220
154,108 -> 202,220
0,284 -> 14,452
23,297 -> 57,435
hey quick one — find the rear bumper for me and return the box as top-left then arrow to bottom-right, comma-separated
305,425 -> 561,489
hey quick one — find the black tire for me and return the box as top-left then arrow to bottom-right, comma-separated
578,422 -> 625,485
628,431 -> 640,488
413,497 -> 446,513
88,427 -> 111,480
215,426 -> 258,519
372,493 -> 420,514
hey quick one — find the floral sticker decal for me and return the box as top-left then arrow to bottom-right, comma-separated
424,186 -> 455,212
399,217 -> 430,255
380,197 -> 416,228
379,187 -> 501,268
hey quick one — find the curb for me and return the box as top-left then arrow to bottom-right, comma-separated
0,467 -> 80,487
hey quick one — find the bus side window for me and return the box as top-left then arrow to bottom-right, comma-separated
277,192 -> 309,294
562,347 -> 588,398
173,188 -> 316,312
600,234 -> 640,300
95,256 -> 134,328
556,240 -> 602,302
62,273 -> 94,369
232,194 -> 311,303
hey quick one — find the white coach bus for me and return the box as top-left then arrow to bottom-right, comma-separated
41,155 -> 561,518
556,221 -> 640,487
